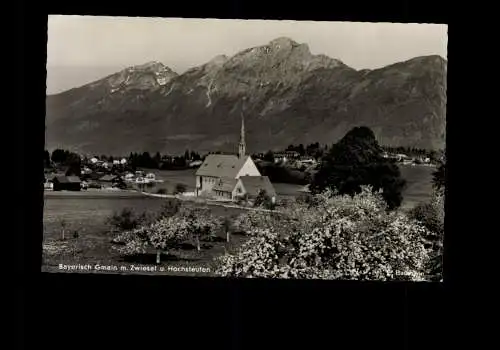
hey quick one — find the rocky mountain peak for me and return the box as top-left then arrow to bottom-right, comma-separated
207,54 -> 228,66
46,39 -> 447,155
268,37 -> 298,49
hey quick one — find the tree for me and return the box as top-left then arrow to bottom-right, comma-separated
115,216 -> 190,264
157,199 -> 182,219
310,126 -> 406,209
59,219 -> 67,240
65,152 -> 82,177
432,153 -> 446,194
174,183 -> 187,195
51,149 -> 69,164
253,189 -> 275,210
217,186 -> 433,281
297,144 -> 305,156
190,151 -> 198,161
154,152 -> 162,168
408,191 -> 444,281
182,207 -> 219,252
44,150 -> 51,168
220,216 -> 232,243
184,150 -> 190,161
263,150 -> 275,163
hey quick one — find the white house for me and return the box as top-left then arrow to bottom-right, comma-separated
90,157 -> 99,164
113,160 -> 120,165
232,176 -> 277,203
195,154 -> 260,197
120,158 -> 127,165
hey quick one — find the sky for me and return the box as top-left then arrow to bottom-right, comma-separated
46,16 -> 448,95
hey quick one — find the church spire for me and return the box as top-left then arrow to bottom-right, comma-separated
238,111 -> 246,159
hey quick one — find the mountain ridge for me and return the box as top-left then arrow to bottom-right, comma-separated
45,37 -> 447,156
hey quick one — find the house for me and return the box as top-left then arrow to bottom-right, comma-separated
195,154 -> 260,197
52,176 -> 81,191
81,166 -> 92,175
145,173 -> 156,181
120,158 -> 128,165
233,176 -> 277,203
90,157 -> 99,164
189,160 -> 203,168
274,151 -> 300,164
99,174 -> 119,183
212,177 -> 239,201
44,175 -> 54,190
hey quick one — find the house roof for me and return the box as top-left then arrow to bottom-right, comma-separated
195,154 -> 249,178
45,174 -> 57,181
100,175 -> 118,181
238,176 -> 276,197
213,177 -> 238,193
55,175 -> 81,184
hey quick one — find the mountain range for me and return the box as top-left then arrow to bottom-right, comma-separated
45,37 -> 447,156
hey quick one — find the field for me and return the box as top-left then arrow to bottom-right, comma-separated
42,165 -> 434,275
399,164 -> 435,210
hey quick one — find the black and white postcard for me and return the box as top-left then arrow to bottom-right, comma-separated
43,16 -> 447,281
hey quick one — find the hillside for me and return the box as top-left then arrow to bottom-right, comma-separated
45,37 -> 447,155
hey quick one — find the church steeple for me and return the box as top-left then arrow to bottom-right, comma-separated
238,111 -> 246,159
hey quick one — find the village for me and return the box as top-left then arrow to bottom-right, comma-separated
44,114 -> 437,208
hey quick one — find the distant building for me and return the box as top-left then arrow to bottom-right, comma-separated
120,158 -> 128,165
274,151 -> 300,163
189,160 -> 203,168
99,174 -> 119,183
52,176 -> 81,191
90,157 -> 99,164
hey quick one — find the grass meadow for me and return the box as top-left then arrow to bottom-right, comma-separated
42,164 -> 434,275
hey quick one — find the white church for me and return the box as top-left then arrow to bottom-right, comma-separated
195,112 -> 277,202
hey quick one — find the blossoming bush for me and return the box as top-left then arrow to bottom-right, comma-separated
216,186 -> 433,281
408,191 -> 444,281
113,205 -> 221,262
181,206 -> 221,251
114,215 -> 191,263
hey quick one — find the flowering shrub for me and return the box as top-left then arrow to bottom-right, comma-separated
106,208 -> 152,233
114,215 -> 190,263
216,186 -> 433,281
408,191 -> 444,281
181,206 -> 221,251
113,205 -> 221,262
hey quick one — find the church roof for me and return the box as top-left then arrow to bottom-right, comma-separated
238,176 -> 276,198
196,154 -> 249,178
213,177 -> 238,192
